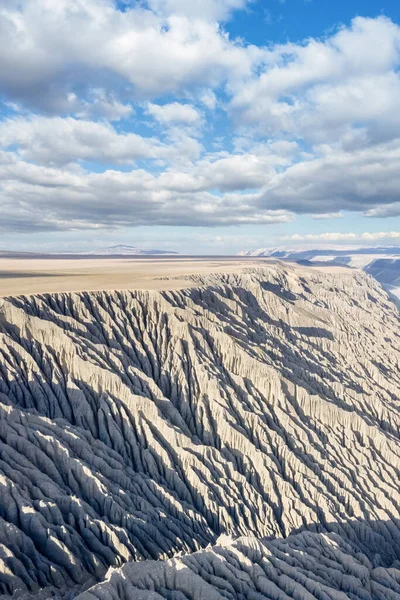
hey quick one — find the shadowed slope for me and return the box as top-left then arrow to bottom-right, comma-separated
77,523 -> 400,600
0,265 -> 399,597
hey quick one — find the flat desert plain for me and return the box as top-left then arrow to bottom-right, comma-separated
0,256 -> 277,296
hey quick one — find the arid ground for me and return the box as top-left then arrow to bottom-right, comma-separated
0,256 -> 352,296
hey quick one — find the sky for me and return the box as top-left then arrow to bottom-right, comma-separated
0,0 -> 400,254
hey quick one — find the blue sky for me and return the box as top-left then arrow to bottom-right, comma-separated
0,0 -> 399,254
228,0 -> 400,45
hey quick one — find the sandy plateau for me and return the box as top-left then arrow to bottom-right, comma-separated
0,257 -> 264,296
0,256 -> 351,297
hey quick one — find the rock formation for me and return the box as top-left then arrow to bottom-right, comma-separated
77,529 -> 400,600
0,264 -> 399,598
238,246 -> 400,301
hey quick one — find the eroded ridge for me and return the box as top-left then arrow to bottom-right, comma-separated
77,528 -> 400,600
0,265 -> 399,597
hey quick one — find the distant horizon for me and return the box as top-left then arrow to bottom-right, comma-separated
2,241 -> 400,258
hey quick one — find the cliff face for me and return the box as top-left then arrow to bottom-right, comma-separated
0,265 -> 399,598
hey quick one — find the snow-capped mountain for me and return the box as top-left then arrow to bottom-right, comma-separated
238,245 -> 400,258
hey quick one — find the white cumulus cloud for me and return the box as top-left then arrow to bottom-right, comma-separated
145,0 -> 251,21
147,102 -> 202,125
0,0 -> 263,111
0,6 -> 399,236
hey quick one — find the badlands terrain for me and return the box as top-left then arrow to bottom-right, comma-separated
0,258 -> 399,598
239,246 -> 400,302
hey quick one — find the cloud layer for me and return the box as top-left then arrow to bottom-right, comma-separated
0,2 -> 399,234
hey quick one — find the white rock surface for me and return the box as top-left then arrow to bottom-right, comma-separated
0,265 -> 399,598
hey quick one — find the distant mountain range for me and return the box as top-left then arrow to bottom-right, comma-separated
238,245 -> 400,302
86,245 -> 178,256
238,245 -> 400,258
0,245 -> 178,257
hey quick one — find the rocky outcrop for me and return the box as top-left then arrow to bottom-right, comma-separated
0,265 -> 399,598
238,245 -> 400,300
